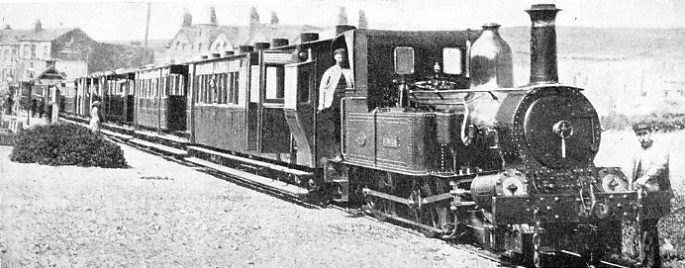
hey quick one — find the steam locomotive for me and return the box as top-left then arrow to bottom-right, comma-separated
58,4 -> 672,267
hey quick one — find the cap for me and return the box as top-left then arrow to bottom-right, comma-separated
91,101 -> 101,107
632,121 -> 651,132
333,48 -> 347,56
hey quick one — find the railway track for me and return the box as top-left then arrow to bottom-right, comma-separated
74,118 -> 634,268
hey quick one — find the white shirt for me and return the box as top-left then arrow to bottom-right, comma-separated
318,65 -> 354,110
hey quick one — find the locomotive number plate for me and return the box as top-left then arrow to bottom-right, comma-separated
382,136 -> 400,148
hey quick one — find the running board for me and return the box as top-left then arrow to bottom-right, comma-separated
185,157 -> 309,198
187,145 -> 312,177
128,138 -> 187,158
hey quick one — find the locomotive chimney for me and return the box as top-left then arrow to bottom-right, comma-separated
526,4 -> 561,84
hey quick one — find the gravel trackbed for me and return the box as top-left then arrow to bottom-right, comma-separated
0,143 -> 498,268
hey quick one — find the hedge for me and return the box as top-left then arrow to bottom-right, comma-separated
601,113 -> 685,132
10,123 -> 127,168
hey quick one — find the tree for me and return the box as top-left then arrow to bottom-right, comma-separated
338,6 -> 348,25
358,10 -> 368,29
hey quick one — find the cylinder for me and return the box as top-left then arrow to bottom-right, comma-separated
211,53 -> 221,58
238,45 -> 254,54
224,50 -> 235,56
300,33 -> 319,43
254,42 -> 271,50
200,54 -> 209,59
526,4 -> 561,84
469,23 -> 513,89
335,25 -> 356,34
470,174 -> 500,210
271,38 -> 289,47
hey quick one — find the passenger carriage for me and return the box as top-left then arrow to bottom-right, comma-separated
133,64 -> 189,134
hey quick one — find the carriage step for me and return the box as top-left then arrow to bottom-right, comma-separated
101,129 -> 133,141
135,129 -> 188,145
187,145 -> 312,177
185,156 -> 309,198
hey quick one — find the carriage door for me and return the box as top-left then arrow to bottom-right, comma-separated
284,61 -> 317,167
257,52 -> 293,153
246,53 -> 260,150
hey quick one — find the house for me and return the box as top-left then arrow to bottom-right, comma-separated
14,20 -> 95,83
159,7 -> 335,65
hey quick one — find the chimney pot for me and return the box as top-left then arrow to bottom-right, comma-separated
335,25 -> 356,34
254,42 -> 271,50
271,38 -> 289,48
238,45 -> 254,53
299,33 -> 319,43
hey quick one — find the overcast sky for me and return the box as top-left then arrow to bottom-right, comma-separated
1,0 -> 684,42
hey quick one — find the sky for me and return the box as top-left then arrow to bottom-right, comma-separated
0,0 -> 684,42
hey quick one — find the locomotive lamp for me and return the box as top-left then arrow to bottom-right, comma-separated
598,168 -> 628,192
498,170 -> 528,197
394,46 -> 415,108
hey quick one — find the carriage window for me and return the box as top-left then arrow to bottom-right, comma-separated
228,71 -> 240,105
197,76 -> 204,103
394,46 -> 415,75
163,77 -> 169,96
265,65 -> 285,102
443,48 -> 463,75
178,75 -> 185,96
168,75 -> 175,96
298,71 -> 310,103
210,75 -> 218,103
152,79 -> 158,98
195,76 -> 201,103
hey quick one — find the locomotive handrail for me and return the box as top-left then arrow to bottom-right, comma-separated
409,88 -> 529,95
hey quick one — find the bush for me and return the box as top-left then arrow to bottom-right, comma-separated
10,123 -> 127,168
601,112 -> 685,133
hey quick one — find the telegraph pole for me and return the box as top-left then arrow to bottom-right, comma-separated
144,2 -> 151,62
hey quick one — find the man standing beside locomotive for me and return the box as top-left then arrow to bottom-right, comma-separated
629,121 -> 671,268
318,48 -> 354,113
318,48 -> 354,161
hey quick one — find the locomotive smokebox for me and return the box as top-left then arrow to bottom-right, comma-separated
526,4 -> 561,84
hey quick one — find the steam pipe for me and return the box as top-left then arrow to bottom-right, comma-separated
526,4 -> 561,84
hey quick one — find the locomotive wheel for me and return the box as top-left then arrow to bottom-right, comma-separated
407,189 -> 440,238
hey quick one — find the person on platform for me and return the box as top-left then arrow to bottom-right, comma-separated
89,101 -> 102,133
37,98 -> 45,118
30,98 -> 37,117
317,48 -> 354,161
4,93 -> 12,115
630,121 -> 672,268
